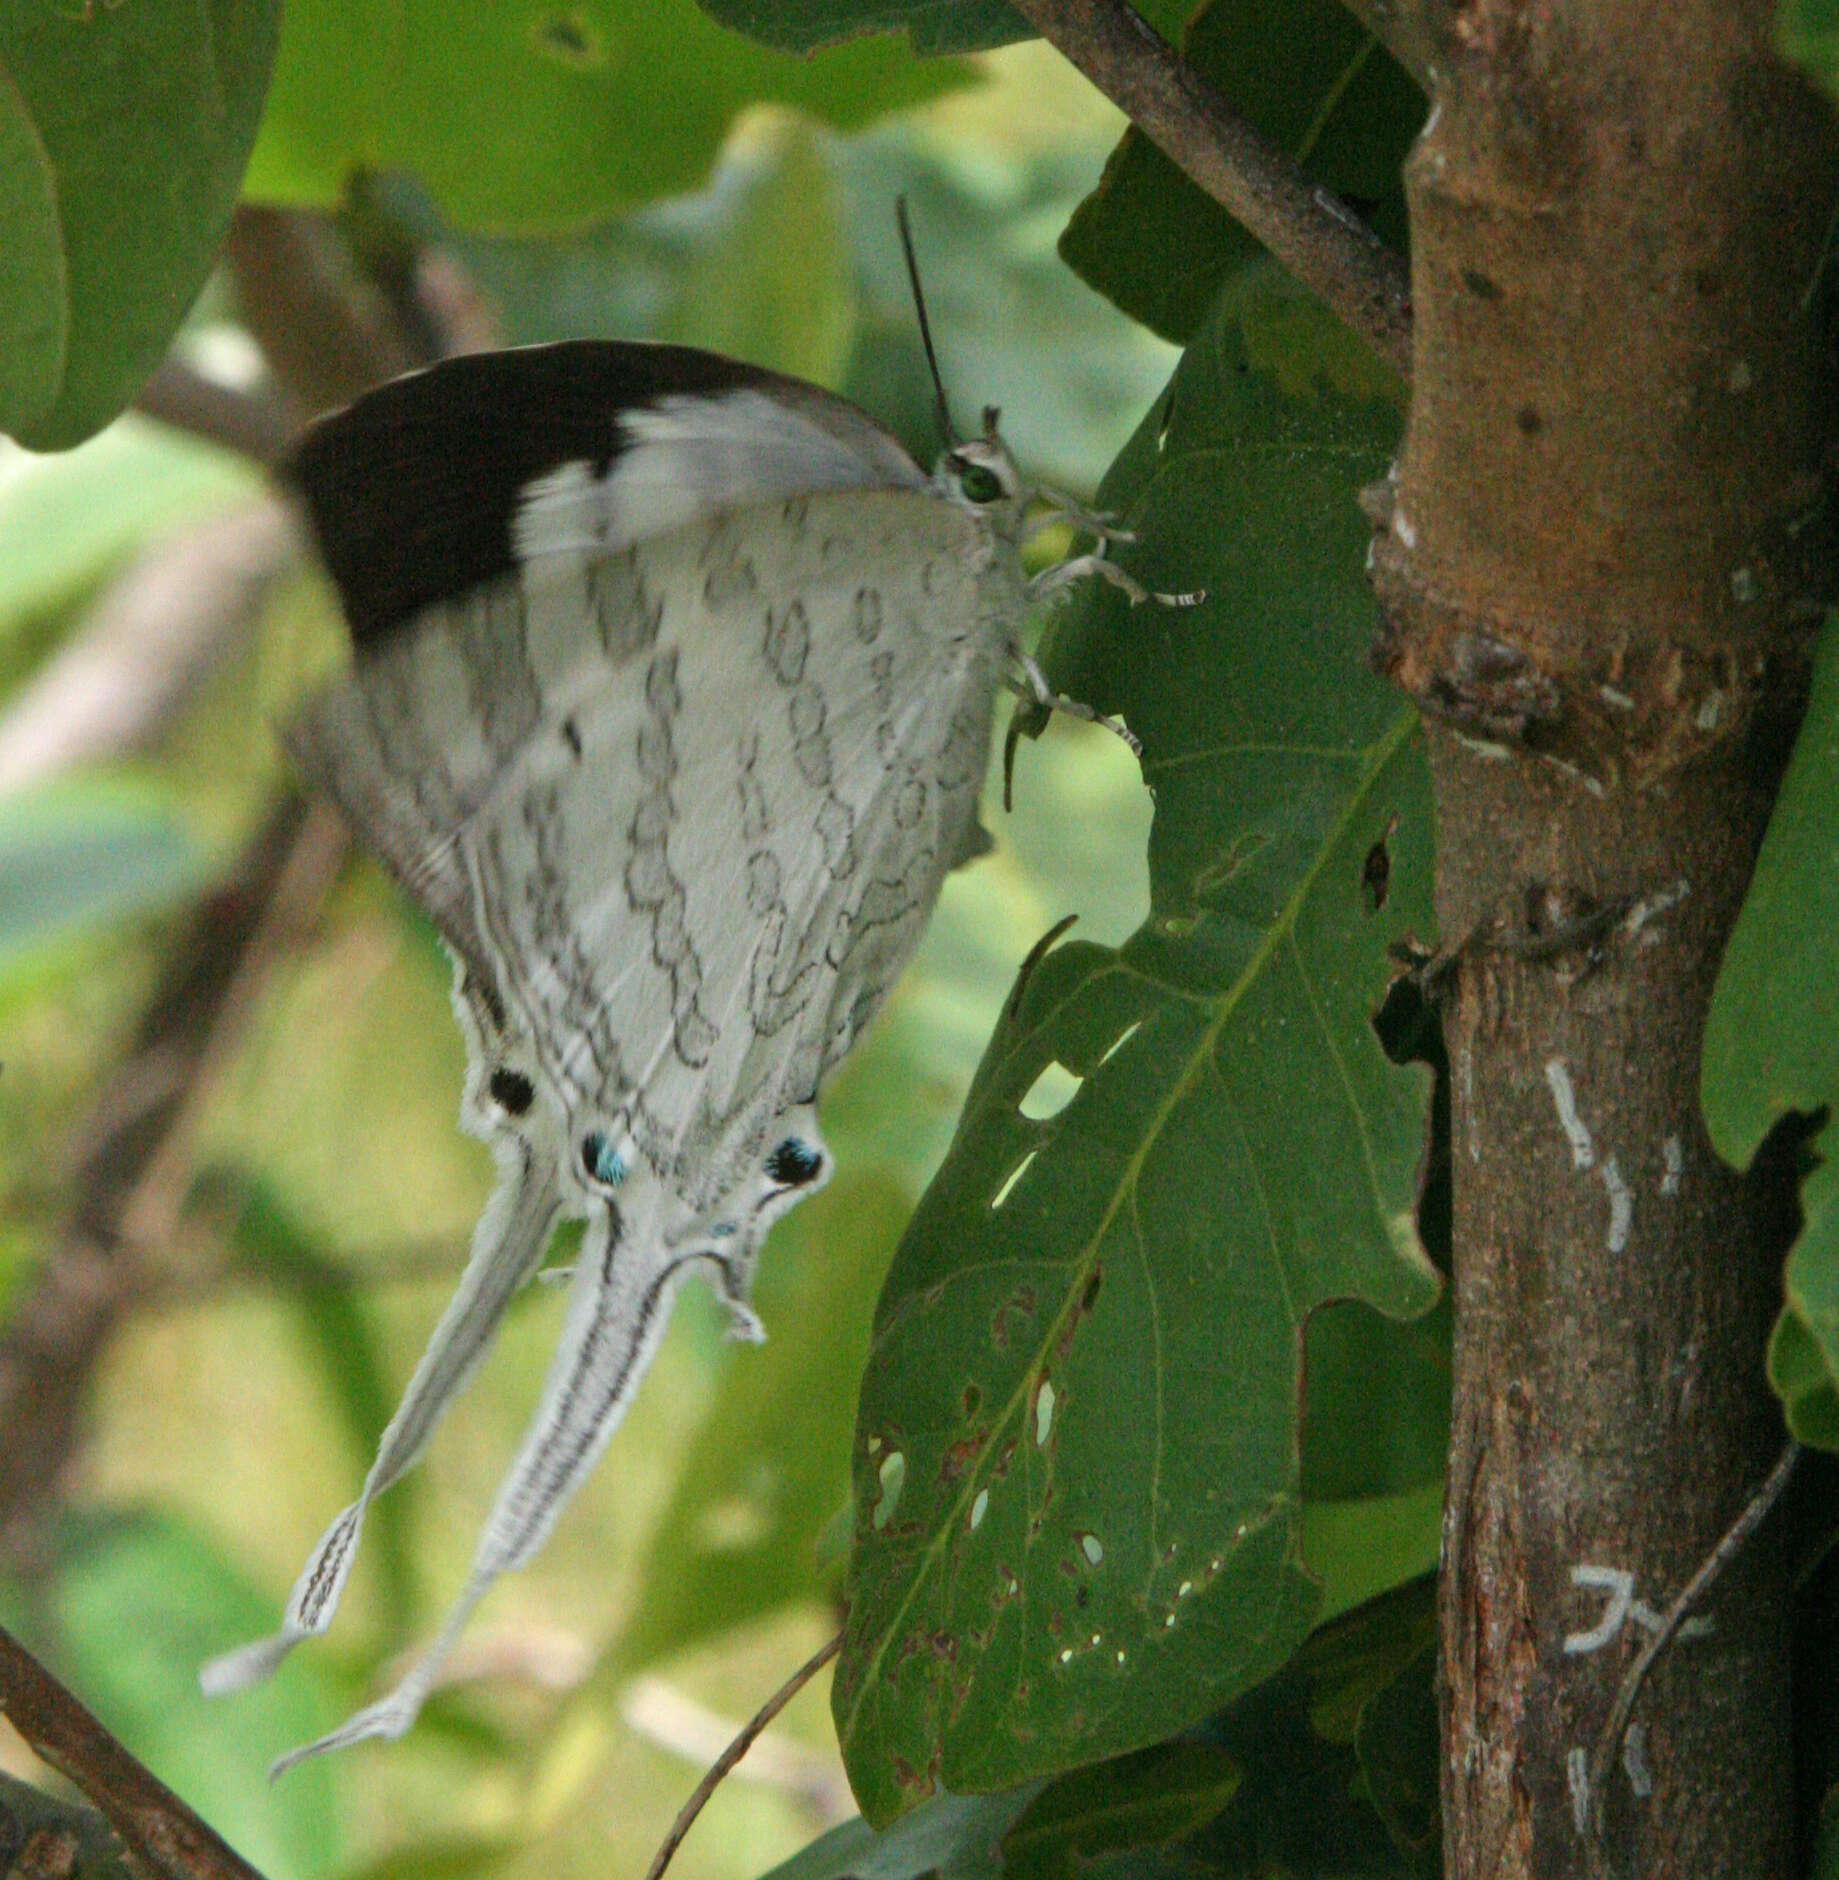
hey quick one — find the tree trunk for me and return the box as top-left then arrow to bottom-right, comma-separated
1368,3 -> 1836,1874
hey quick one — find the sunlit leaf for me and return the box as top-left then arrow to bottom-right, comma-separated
0,0 -> 279,447
242,0 -> 969,232
1703,619 -> 1839,1446
835,268 -> 1439,1821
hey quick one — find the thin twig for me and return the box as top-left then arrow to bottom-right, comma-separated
1586,1440 -> 1802,1833
132,357 -> 290,467
1006,0 -> 1412,378
0,1622 -> 269,1880
642,1632 -> 844,1880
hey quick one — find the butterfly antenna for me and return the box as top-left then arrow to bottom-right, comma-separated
896,197 -> 957,448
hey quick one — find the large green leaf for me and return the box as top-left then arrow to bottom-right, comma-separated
776,1580 -> 1437,1879
241,0 -> 967,233
1059,0 -> 1421,344
834,269 -> 1440,1822
692,0 -> 1027,53
0,0 -> 278,447
1703,618 -> 1839,1445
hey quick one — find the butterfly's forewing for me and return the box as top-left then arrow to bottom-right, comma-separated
209,345 -> 1028,1762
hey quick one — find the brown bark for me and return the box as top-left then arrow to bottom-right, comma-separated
1369,2 -> 1836,1875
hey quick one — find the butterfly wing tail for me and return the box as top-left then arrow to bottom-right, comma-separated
268,1178 -> 706,1768
201,1140 -> 561,1697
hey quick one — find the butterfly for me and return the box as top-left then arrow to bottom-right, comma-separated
200,335 -> 1183,1769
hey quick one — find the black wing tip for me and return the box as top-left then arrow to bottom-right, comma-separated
288,341 -> 811,648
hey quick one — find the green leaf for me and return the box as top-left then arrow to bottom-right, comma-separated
1703,619 -> 1839,1445
777,1583 -> 1437,1880
1059,0 -> 1422,344
0,0 -> 279,447
242,0 -> 969,233
0,62 -> 64,435
1778,0 -> 1839,92
760,1787 -> 1045,1880
662,123 -> 856,388
0,781 -> 204,980
691,0 -> 1028,54
835,267 -> 1439,1822
11,1512 -> 344,1880
999,1740 -> 1240,1878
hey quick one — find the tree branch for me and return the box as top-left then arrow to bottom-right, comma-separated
131,358 -> 290,468
0,502 -> 300,798
0,1623 -> 268,1880
1006,0 -> 1412,377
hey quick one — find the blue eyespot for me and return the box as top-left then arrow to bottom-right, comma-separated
581,1131 -> 626,1186
766,1137 -> 823,1188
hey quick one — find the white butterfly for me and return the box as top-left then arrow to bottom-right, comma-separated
200,340 -> 1179,1768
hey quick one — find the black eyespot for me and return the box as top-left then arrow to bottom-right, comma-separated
766,1137 -> 824,1187
581,1131 -> 626,1186
489,1068 -> 535,1115
958,462 -> 1004,505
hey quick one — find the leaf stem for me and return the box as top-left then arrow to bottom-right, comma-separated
643,1632 -> 843,1880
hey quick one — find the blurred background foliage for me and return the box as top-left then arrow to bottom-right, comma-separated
0,34 -> 1187,1880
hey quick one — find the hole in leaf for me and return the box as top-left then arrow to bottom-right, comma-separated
1020,1062 -> 1082,1121
1097,1020 -> 1140,1067
1034,1378 -> 1056,1447
872,1451 -> 906,1530
991,1148 -> 1039,1210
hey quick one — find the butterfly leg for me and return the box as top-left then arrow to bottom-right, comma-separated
1008,652 -> 1142,759
1029,554 -> 1204,610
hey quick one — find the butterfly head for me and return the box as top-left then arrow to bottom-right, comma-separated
934,410 -> 1028,532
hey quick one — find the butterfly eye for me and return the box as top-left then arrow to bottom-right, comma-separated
766,1137 -> 824,1188
958,462 -> 1005,505
581,1131 -> 627,1186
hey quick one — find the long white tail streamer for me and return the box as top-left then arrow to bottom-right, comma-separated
200,1139 -> 560,1698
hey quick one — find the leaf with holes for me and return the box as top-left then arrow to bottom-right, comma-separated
1703,618 -> 1839,1447
834,266 -> 1441,1822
